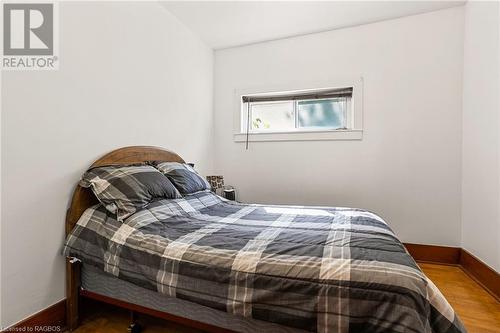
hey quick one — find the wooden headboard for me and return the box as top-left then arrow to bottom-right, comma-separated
65,146 -> 185,236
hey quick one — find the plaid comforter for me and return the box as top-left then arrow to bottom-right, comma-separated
63,191 -> 465,333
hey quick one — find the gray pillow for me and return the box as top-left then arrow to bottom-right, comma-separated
153,162 -> 210,195
80,164 -> 181,221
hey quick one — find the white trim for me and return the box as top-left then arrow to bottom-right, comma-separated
234,129 -> 363,142
233,77 -> 364,142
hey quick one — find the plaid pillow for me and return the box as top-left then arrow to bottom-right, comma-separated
152,162 -> 210,195
80,164 -> 181,221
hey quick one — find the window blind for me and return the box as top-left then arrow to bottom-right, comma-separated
242,87 -> 353,103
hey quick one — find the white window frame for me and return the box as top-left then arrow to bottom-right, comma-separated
233,78 -> 363,142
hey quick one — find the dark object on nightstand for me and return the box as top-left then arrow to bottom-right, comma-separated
224,188 -> 236,201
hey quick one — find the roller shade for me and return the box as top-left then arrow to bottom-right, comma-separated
242,87 -> 353,103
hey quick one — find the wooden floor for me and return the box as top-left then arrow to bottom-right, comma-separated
72,263 -> 500,333
418,263 -> 500,333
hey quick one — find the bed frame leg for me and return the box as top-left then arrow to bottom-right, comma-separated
66,256 -> 81,331
127,311 -> 142,333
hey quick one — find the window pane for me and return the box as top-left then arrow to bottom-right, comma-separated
297,98 -> 347,129
250,102 -> 294,131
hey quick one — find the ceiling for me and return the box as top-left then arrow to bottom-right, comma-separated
161,1 -> 464,50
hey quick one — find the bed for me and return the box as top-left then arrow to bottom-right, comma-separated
63,146 -> 466,333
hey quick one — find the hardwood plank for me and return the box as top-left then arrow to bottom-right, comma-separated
420,263 -> 500,333
403,243 -> 499,301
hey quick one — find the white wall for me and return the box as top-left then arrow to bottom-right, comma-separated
214,7 -> 464,246
0,1 -> 213,327
0,61 -> 3,327
461,1 -> 500,272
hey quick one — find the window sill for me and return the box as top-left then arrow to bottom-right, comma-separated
233,129 -> 363,142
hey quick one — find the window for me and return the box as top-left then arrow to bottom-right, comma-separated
242,87 -> 352,133
297,99 -> 349,129
247,97 -> 351,133
234,82 -> 363,143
